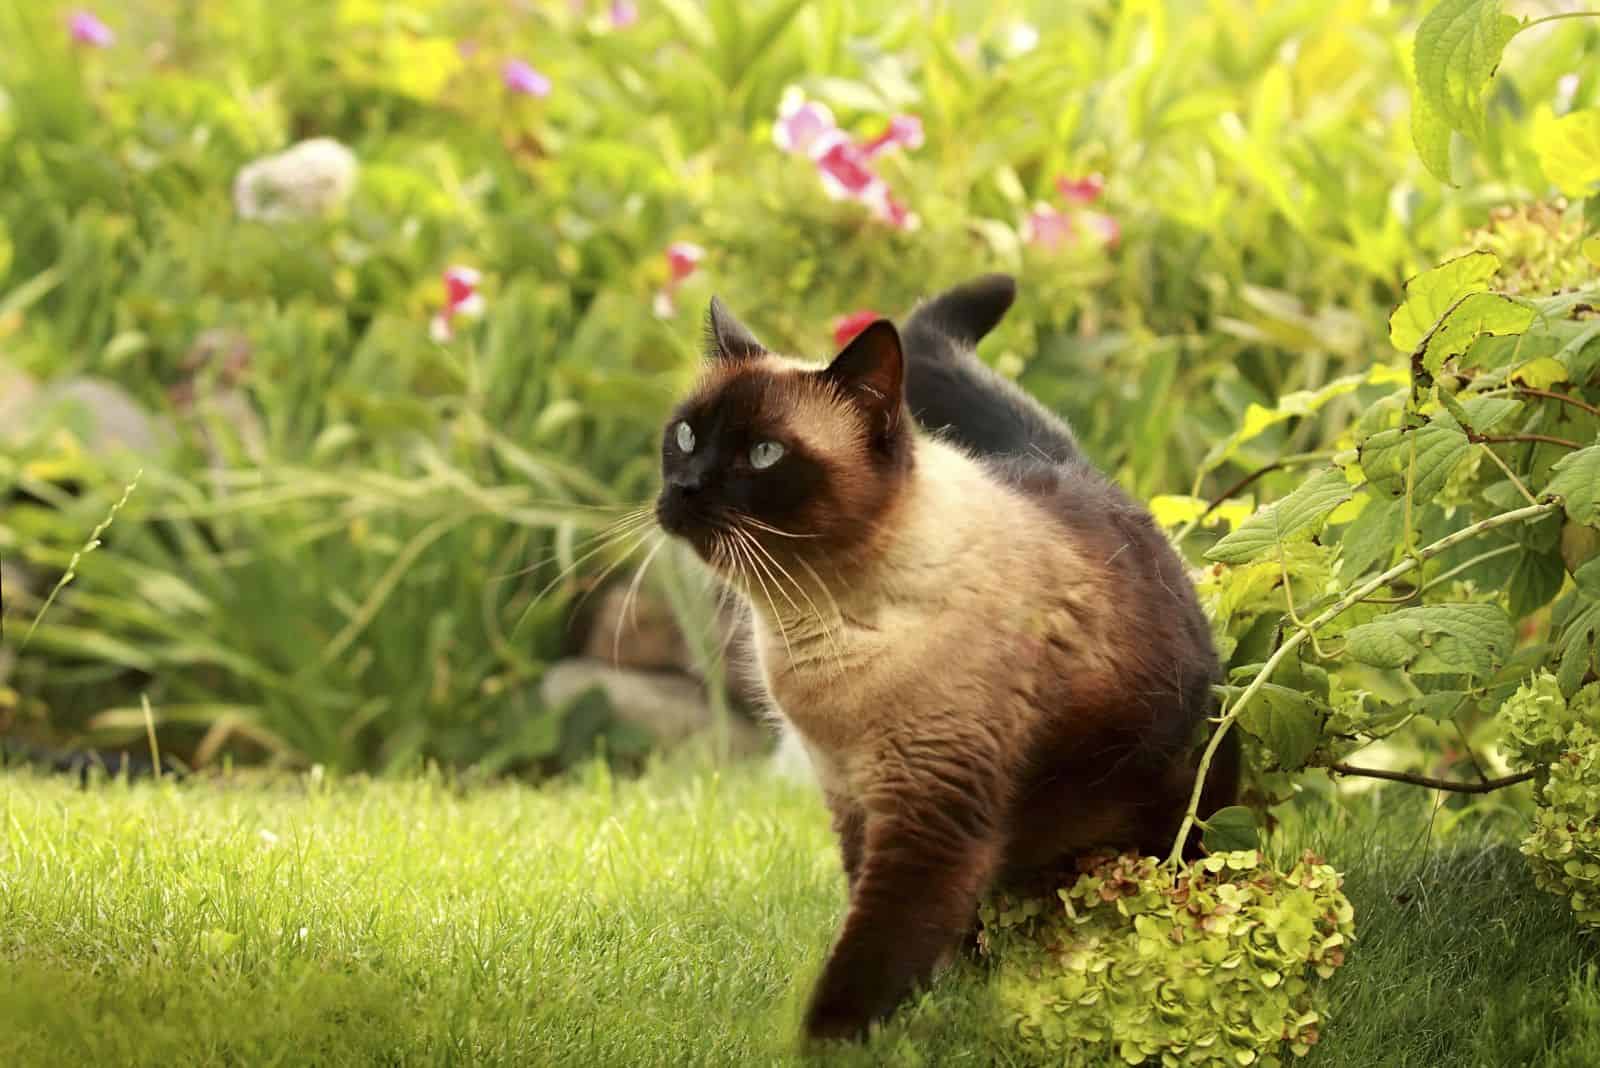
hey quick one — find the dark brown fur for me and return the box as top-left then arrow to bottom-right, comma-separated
655,279 -> 1236,1043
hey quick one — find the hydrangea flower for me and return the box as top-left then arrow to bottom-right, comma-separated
831,310 -> 882,347
430,266 -> 485,342
233,138 -> 359,222
68,9 -> 114,47
503,59 -> 552,98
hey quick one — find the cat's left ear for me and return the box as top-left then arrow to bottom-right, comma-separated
705,297 -> 768,362
824,319 -> 904,435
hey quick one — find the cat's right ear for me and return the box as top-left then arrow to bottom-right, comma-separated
705,297 -> 768,362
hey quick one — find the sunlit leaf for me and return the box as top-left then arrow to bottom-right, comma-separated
1533,108 -> 1600,198
1343,602 -> 1514,676
1389,251 -> 1501,354
1206,468 -> 1353,565
1547,445 -> 1600,524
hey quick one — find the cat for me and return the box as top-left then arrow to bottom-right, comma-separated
654,274 -> 1237,1042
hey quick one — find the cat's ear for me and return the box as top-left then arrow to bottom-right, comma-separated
705,296 -> 768,362
824,319 -> 904,434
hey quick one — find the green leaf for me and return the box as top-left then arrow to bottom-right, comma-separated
1411,88 -> 1455,182
1585,236 -> 1600,270
1547,446 -> 1600,524
1358,420 -> 1472,500
1507,550 -> 1568,620
1418,292 -> 1536,375
1343,603 -> 1515,676
1574,557 -> 1600,599
1205,468 -> 1354,565
1202,805 -> 1260,854
1389,251 -> 1501,353
1412,0 -> 1520,143
1337,492 -> 1404,577
1199,365 -> 1406,471
1240,684 -> 1326,771
1533,108 -> 1600,198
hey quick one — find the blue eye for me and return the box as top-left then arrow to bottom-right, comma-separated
750,441 -> 785,470
675,422 -> 695,453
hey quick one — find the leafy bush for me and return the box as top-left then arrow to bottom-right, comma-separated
979,850 -> 1354,1067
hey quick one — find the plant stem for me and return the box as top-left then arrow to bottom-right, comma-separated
1521,12 -> 1600,30
1469,431 -> 1583,450
1165,498 -> 1562,868
1174,451 -> 1337,544
1326,763 -> 1535,794
1512,387 -> 1600,419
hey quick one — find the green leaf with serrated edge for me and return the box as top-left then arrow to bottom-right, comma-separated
1205,468 -> 1353,565
1199,365 -> 1406,470
1343,603 -> 1515,676
1508,550 -> 1568,620
1547,445 -> 1600,524
1533,108 -> 1600,197
1202,806 -> 1259,853
1574,557 -> 1600,599
1411,87 -> 1455,182
1457,395 -> 1522,432
1337,492 -> 1404,577
1556,598 -> 1600,697
1418,292 -> 1535,375
1413,0 -> 1520,142
1240,684 -> 1326,771
1389,251 -> 1501,353
1358,420 -> 1471,500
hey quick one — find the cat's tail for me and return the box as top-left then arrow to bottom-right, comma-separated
899,274 -> 1084,465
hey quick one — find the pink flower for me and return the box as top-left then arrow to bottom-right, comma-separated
1082,211 -> 1121,249
609,0 -> 639,29
1056,173 -> 1104,204
1023,206 -> 1073,252
814,138 -> 880,200
68,9 -> 114,47
832,310 -> 882,347
861,115 -> 925,158
862,185 -> 919,231
773,88 -> 837,157
502,59 -> 551,97
665,241 -> 704,283
431,266 -> 484,341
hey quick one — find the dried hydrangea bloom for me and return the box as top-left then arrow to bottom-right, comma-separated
232,138 -> 358,222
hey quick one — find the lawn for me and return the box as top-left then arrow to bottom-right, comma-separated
3,762 -> 1596,1067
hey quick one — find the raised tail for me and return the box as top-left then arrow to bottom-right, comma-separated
899,274 -> 1083,465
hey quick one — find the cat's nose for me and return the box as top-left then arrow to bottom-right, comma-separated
667,472 -> 704,495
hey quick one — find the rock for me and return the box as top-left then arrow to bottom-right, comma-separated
233,138 -> 358,222
539,657 -> 765,755
32,377 -> 175,458
0,360 -> 40,443
580,585 -> 691,672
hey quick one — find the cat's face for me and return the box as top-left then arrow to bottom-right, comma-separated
655,299 -> 911,569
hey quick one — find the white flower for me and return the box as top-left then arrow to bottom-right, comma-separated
233,138 -> 359,222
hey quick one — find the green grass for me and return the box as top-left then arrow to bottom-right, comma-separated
2,763 -> 1596,1067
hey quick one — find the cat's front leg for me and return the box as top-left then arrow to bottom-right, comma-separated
825,793 -> 866,889
802,806 -> 999,1041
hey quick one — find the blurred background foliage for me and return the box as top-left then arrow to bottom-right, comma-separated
0,0 -> 1593,774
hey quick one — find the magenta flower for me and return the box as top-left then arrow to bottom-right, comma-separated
861,115 -> 925,158
430,266 -> 485,341
1082,211 -> 1121,249
814,138 -> 883,201
773,88 -> 838,157
68,9 -> 114,47
1023,206 -> 1073,252
861,184 -> 919,231
610,0 -> 639,29
665,241 -> 704,283
832,310 -> 882,347
1056,173 -> 1105,204
502,59 -> 552,98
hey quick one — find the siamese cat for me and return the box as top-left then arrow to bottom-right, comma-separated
654,274 -> 1236,1041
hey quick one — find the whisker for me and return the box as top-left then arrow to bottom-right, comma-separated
730,531 -> 793,663
612,532 -> 669,667
735,525 -> 846,678
725,512 -> 820,539
493,506 -> 655,581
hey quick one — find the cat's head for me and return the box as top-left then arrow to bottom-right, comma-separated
654,298 -> 913,569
